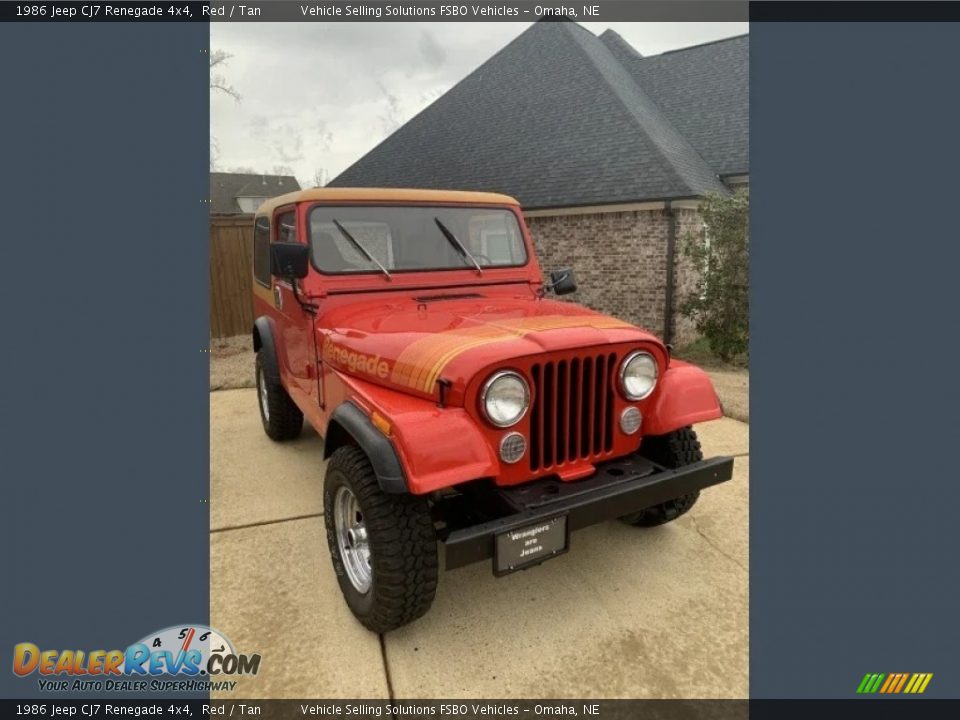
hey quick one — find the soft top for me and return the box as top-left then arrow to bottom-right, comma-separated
255,187 -> 520,217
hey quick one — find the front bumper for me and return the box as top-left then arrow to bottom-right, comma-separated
438,453 -> 734,571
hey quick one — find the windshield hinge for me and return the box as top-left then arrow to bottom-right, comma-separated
436,378 -> 451,408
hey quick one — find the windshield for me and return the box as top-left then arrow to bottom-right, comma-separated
309,205 -> 527,274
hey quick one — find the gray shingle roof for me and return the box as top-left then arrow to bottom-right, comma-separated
598,29 -> 643,60
332,22 -> 745,209
603,33 -> 749,177
210,172 -> 301,214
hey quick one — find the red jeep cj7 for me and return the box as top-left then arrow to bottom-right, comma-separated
251,188 -> 733,632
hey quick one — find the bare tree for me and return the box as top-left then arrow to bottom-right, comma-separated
312,168 -> 326,188
210,49 -> 239,171
209,136 -> 220,171
210,50 -> 240,102
376,79 -> 402,135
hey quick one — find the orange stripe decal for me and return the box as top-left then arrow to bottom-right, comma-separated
391,315 -> 635,392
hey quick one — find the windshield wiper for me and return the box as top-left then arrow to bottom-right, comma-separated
434,217 -> 482,275
331,219 -> 391,279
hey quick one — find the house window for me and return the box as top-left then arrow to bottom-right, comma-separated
253,216 -> 270,287
468,213 -> 525,265
479,231 -> 512,263
237,196 -> 270,214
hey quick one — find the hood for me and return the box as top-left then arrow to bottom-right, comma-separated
317,291 -> 663,402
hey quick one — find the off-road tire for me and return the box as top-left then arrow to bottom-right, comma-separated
324,446 -> 438,633
255,348 -> 303,441
620,426 -> 702,527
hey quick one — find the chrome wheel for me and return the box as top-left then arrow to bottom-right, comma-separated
258,368 -> 270,421
334,486 -> 372,593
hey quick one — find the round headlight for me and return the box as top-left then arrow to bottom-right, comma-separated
620,351 -> 658,400
481,371 -> 530,427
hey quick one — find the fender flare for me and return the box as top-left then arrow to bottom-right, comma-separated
252,315 -> 275,356
642,361 -> 723,436
252,316 -> 282,376
324,401 -> 408,494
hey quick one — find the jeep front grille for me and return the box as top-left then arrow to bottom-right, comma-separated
529,352 -> 618,472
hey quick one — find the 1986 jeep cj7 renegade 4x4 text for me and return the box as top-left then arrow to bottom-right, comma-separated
251,188 -> 734,632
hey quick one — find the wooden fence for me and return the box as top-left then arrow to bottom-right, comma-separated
210,214 -> 255,339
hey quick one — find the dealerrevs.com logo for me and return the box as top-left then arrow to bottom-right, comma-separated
12,624 -> 260,693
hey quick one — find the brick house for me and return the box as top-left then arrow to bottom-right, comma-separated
330,21 -> 748,345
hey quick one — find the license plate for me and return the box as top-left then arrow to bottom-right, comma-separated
494,515 -> 568,576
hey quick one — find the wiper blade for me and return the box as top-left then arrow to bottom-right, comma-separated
331,219 -> 391,279
434,217 -> 482,275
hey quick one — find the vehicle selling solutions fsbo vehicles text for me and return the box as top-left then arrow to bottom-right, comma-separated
298,704 -> 592,716
299,5 -> 548,18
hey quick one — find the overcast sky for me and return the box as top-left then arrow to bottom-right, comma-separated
211,22 -> 747,188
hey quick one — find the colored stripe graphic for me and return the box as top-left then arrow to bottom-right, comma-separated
857,673 -> 883,693
390,314 -> 635,392
882,673 -> 902,693
858,672 -> 933,694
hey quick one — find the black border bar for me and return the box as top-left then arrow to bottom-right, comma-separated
752,1 -> 960,21
4,699 -> 960,718
5,1 -> 960,22
2,1 -> 746,23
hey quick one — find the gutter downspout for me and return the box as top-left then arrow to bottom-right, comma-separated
663,200 -> 676,346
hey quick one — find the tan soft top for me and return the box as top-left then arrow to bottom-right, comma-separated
256,187 -> 520,217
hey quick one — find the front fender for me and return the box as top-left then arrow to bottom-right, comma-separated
642,360 -> 723,436
326,401 -> 408,494
327,371 -> 498,495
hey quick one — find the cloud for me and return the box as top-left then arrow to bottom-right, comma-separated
417,29 -> 446,69
210,21 -> 747,188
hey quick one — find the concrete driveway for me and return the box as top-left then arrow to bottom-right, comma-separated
210,389 -> 748,699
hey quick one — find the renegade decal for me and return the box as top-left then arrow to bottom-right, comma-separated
391,315 -> 634,392
322,337 -> 390,379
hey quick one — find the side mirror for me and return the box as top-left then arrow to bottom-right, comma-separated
549,267 -> 578,295
270,242 -> 310,279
